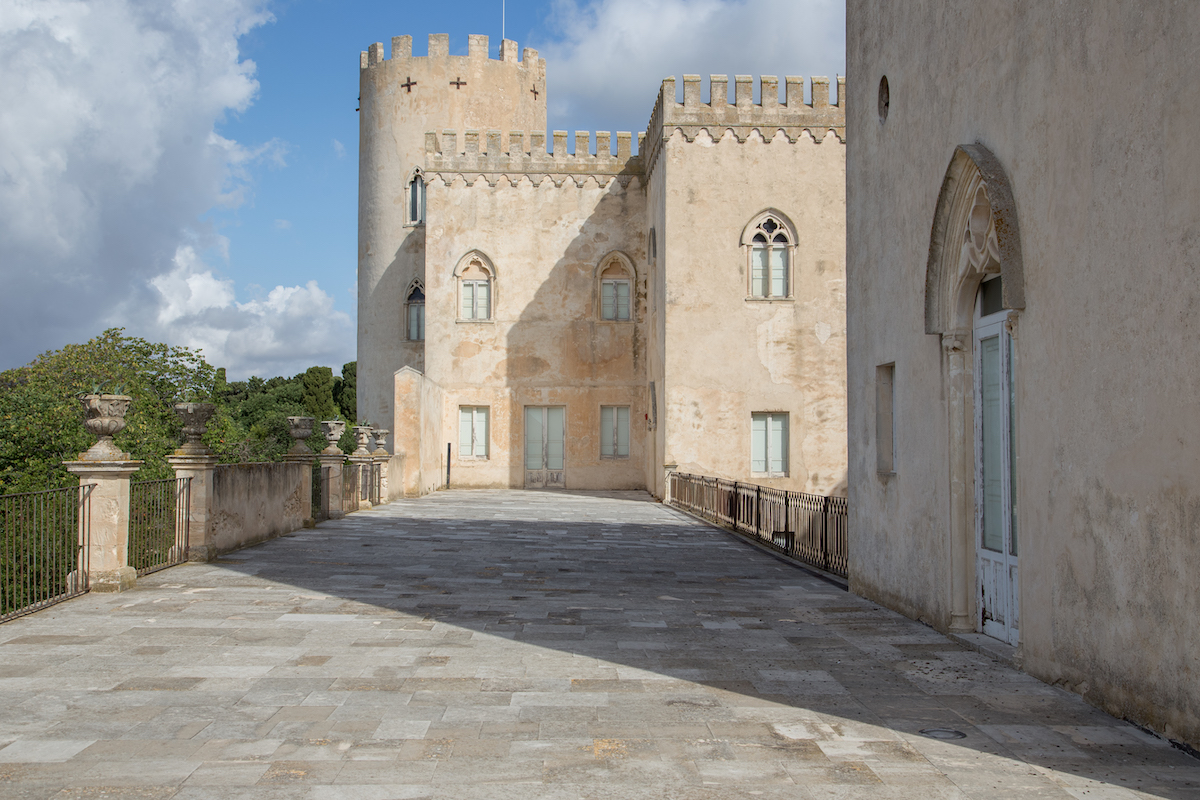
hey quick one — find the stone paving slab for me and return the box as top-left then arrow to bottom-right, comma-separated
0,489 -> 1196,799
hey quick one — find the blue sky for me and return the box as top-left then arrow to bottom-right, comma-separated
0,0 -> 843,379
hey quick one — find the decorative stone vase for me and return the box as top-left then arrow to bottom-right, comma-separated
371,428 -> 389,456
173,402 -> 216,455
352,425 -> 374,456
286,416 -> 316,455
320,420 -> 346,455
78,394 -> 133,461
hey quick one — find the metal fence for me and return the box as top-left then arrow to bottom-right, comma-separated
129,477 -> 190,575
0,485 -> 91,622
669,472 -> 848,578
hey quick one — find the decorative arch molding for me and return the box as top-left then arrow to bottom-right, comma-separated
925,143 -> 1025,335
740,208 -> 798,246
594,250 -> 636,281
405,277 -> 425,296
452,250 -> 497,279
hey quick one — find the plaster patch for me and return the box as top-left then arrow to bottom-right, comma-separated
815,321 -> 832,344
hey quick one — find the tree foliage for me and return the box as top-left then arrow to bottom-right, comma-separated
0,328 -> 359,493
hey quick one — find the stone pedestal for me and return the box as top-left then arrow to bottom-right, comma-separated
63,460 -> 143,592
316,453 -> 346,520
346,454 -> 373,510
372,428 -> 390,505
285,416 -> 317,527
167,453 -> 219,562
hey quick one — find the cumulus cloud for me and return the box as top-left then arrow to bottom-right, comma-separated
0,0 -> 351,379
332,139 -> 346,159
149,247 -> 354,379
538,0 -> 845,139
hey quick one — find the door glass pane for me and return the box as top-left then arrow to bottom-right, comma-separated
616,407 -> 629,457
980,335 -> 1004,552
771,247 -> 787,297
525,407 -> 544,470
459,408 -> 473,455
751,414 -> 767,472
600,406 -> 614,455
1008,333 -> 1018,556
769,415 -> 787,475
546,407 -> 565,470
476,408 -> 489,458
751,246 -> 768,296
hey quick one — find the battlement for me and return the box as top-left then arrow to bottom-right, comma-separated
361,34 -> 542,69
425,129 -> 644,187
642,75 -> 846,176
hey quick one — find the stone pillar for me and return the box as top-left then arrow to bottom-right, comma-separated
167,403 -> 219,562
347,425 -> 375,510
317,420 -> 347,520
64,393 -> 142,592
284,416 -> 317,527
372,427 -> 390,505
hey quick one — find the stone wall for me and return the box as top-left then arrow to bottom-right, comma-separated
211,462 -> 306,554
847,0 -> 1200,749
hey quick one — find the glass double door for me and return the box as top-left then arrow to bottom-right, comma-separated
525,406 -> 565,488
974,315 -> 1019,645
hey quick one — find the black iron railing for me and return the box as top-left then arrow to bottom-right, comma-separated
669,472 -> 848,578
0,485 -> 91,622
129,477 -> 190,575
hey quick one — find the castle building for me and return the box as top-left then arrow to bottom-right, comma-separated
847,1 -> 1200,750
358,34 -> 847,500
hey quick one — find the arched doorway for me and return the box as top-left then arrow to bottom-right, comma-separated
925,144 -> 1024,642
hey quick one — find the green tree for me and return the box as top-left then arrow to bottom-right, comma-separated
333,361 -> 357,422
301,366 -> 337,421
0,328 -> 216,492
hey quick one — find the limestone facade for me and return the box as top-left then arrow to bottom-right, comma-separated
847,2 -> 1200,750
358,35 -> 847,499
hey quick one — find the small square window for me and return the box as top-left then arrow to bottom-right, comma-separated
600,406 -> 630,458
751,412 -> 788,476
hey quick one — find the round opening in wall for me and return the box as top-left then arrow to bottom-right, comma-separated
918,728 -> 966,740
878,75 -> 890,123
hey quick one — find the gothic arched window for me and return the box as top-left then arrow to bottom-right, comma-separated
406,283 -> 425,340
407,170 -> 426,225
454,253 -> 496,321
743,212 -> 795,298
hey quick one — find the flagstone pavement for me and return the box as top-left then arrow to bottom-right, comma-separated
1,489 -> 1197,800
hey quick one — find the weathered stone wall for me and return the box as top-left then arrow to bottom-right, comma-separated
359,34 -> 547,436
210,462 -> 306,554
421,147 -> 649,489
847,0 -> 1200,748
393,366 -> 446,496
646,76 -> 848,496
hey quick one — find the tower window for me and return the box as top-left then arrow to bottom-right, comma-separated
744,214 -> 794,299
406,285 -> 425,341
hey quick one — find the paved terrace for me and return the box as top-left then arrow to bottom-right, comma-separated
1,490 -> 1196,800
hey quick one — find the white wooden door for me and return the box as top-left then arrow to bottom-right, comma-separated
974,313 -> 1019,645
525,406 -> 565,488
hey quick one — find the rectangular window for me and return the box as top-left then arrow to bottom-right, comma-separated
877,364 -> 895,473
600,406 -> 630,458
408,302 -> 425,340
751,412 -> 788,476
461,280 -> 490,320
751,246 -> 769,297
458,406 -> 489,459
601,280 -> 631,320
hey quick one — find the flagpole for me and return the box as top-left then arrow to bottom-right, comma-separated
502,0 -> 506,42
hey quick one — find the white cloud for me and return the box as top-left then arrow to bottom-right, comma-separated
537,0 -> 845,140
332,139 -> 346,158
149,247 -> 354,379
273,219 -> 292,230
0,0 -> 295,371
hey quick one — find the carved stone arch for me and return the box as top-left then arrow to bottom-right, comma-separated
594,250 -> 636,281
452,250 -> 497,279
405,277 -> 425,297
740,209 -> 798,246
926,143 -> 1024,335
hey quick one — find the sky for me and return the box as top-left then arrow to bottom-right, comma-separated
0,0 -> 845,380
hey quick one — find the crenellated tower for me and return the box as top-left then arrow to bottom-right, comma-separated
357,34 -> 546,431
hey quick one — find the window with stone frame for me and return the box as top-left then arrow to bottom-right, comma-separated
406,284 -> 425,341
751,412 -> 789,477
597,255 -> 634,321
458,258 -> 493,321
407,169 -> 426,225
745,214 -> 794,299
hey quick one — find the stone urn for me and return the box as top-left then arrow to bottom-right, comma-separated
320,420 -> 346,455
352,425 -> 374,456
173,402 -> 216,455
371,427 -> 389,456
286,416 -> 316,455
78,394 -> 133,460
